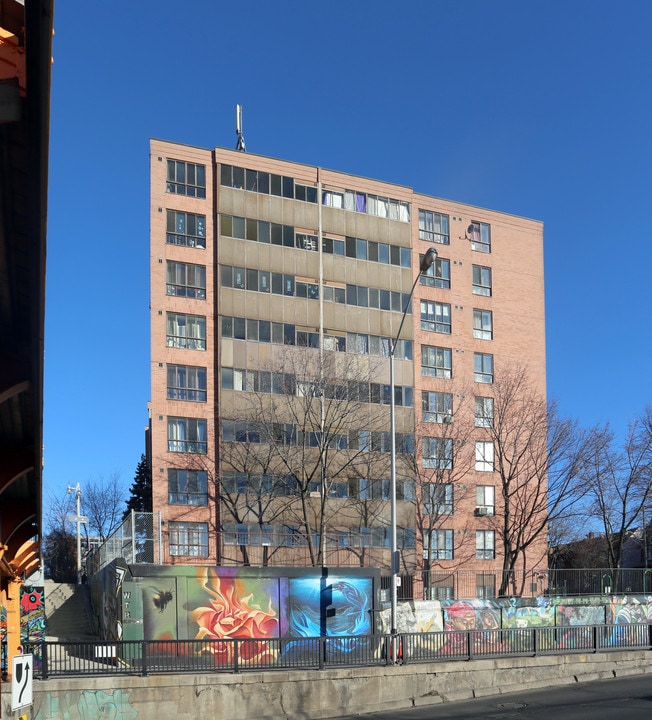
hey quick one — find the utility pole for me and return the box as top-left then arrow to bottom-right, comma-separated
67,483 -> 88,583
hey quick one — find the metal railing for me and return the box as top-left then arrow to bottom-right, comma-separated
25,623 -> 652,680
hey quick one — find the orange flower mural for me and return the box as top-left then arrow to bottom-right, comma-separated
191,569 -> 279,664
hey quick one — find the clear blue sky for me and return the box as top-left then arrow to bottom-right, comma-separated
44,1 -> 652,498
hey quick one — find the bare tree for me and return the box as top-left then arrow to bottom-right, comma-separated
42,488 -> 77,581
406,400 -> 477,598
486,367 -> 588,596
82,473 -> 127,542
579,408 -> 652,576
219,348 -> 390,567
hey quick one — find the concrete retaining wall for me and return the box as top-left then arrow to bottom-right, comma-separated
3,651 -> 652,720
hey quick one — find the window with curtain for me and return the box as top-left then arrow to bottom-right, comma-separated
476,530 -> 495,560
418,209 -> 450,244
475,441 -> 494,472
167,417 -> 207,454
422,345 -> 452,379
421,300 -> 452,334
472,265 -> 492,296
166,261 -> 206,299
167,364 -> 207,402
166,313 -> 206,350
473,309 -> 493,340
476,486 -> 495,515
474,353 -> 494,383
469,221 -> 491,253
423,529 -> 454,560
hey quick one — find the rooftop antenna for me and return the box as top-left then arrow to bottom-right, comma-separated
235,104 -> 246,152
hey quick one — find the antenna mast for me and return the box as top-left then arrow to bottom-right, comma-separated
235,104 -> 246,152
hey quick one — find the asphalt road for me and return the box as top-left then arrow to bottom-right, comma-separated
340,673 -> 652,719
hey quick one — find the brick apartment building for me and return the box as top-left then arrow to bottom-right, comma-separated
148,139 -> 546,599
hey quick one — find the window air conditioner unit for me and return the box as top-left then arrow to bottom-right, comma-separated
309,491 -> 321,498
475,506 -> 489,516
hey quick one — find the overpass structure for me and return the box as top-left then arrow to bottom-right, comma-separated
0,0 -> 53,685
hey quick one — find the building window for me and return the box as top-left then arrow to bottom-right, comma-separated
166,261 -> 206,299
167,417 -> 207,454
166,313 -> 206,350
166,159 -> 206,198
420,256 -> 451,289
423,483 -> 453,515
472,265 -> 492,296
323,188 -> 409,222
469,221 -> 491,253
476,486 -> 495,516
418,210 -> 450,244
421,301 -> 451,334
422,346 -> 452,379
476,574 -> 495,598
220,164 -> 317,203
169,521 -> 209,557
473,309 -> 493,340
167,364 -> 207,402
423,437 -> 453,470
475,441 -> 494,472
476,530 -> 495,560
475,397 -> 494,427
168,469 -> 208,505
428,574 -> 455,600
474,352 -> 493,383
423,529 -> 454,560
166,210 -> 206,248
422,391 -> 453,424
322,189 -> 344,208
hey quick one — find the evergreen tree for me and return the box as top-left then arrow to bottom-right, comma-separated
43,529 -> 77,582
123,454 -> 152,518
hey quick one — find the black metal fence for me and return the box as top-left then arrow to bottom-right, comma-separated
25,623 -> 652,680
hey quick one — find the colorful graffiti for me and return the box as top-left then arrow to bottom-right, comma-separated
21,585 -> 46,643
125,564 -> 376,646
191,569 -> 279,664
87,562 -> 652,668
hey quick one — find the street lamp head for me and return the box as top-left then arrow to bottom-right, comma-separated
420,247 -> 438,272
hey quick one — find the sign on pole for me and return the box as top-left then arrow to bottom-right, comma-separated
11,654 -> 33,710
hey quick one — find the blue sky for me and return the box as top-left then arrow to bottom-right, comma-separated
44,1 -> 652,498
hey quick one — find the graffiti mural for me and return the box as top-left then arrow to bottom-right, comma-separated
190,568 -> 280,665
21,585 -> 46,643
90,561 -> 652,667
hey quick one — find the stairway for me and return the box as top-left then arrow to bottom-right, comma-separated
43,579 -> 98,641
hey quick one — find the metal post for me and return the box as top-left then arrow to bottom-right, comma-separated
389,247 -> 437,656
390,348 -> 398,641
67,483 -> 87,583
131,509 -> 136,563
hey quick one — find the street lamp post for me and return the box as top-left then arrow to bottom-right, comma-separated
67,482 -> 88,583
389,246 -> 437,645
